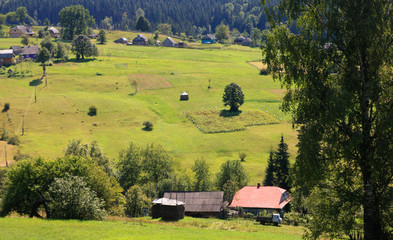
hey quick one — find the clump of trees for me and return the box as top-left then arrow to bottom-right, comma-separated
72,35 -> 99,60
59,5 -> 95,40
135,16 -> 150,32
223,82 -> 244,112
216,160 -> 248,202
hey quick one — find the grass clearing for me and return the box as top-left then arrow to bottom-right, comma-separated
0,217 -> 304,240
185,109 -> 279,133
129,74 -> 173,91
248,61 -> 267,71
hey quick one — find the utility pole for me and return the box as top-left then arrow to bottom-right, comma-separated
22,115 -> 25,136
5,145 -> 7,167
34,85 -> 37,103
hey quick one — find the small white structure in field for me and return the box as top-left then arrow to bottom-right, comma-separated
180,92 -> 189,101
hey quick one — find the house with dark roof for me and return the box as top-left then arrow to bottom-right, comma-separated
22,45 -> 40,60
114,37 -> 128,44
48,27 -> 60,38
10,46 -> 22,56
229,185 -> 291,215
162,37 -> 177,47
0,50 -> 14,66
201,34 -> 217,44
88,32 -> 98,39
164,191 -> 224,217
133,34 -> 148,45
9,26 -> 36,38
241,38 -> 252,47
234,36 -> 245,45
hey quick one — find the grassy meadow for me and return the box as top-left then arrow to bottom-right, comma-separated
0,29 -> 297,183
0,217 -> 304,240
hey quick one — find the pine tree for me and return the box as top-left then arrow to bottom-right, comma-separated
275,135 -> 290,190
135,16 -> 150,32
263,149 -> 276,186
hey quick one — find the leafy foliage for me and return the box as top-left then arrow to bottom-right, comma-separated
192,158 -> 211,191
216,160 -> 248,201
135,16 -> 150,32
124,185 -> 150,217
72,35 -> 96,60
215,24 -> 230,41
48,174 -> 107,220
143,121 -> 153,130
222,82 -> 244,112
37,47 -> 50,64
59,5 -> 95,40
98,29 -> 107,44
117,142 -> 142,191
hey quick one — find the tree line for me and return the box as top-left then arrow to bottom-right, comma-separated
0,0 -> 278,36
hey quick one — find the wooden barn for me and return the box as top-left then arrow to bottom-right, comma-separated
201,34 -> 217,44
241,38 -> 252,46
164,191 -> 224,217
133,34 -> 148,45
22,45 -> 40,60
234,36 -> 245,45
10,46 -> 22,55
114,37 -> 128,44
180,92 -> 189,101
152,198 -> 185,221
162,37 -> 177,47
0,50 -> 14,66
229,185 -> 291,215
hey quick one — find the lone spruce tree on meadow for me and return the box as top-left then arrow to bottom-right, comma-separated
222,82 -> 244,112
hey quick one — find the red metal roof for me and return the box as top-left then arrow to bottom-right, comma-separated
229,186 -> 291,209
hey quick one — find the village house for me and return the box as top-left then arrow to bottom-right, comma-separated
241,38 -> 252,47
22,45 -> 40,60
0,50 -> 14,66
163,191 -> 224,217
10,46 -> 23,56
162,37 -> 177,47
88,32 -> 98,39
9,26 -> 36,38
229,185 -> 291,215
234,36 -> 245,45
133,34 -> 148,45
201,34 -> 217,44
48,27 -> 60,38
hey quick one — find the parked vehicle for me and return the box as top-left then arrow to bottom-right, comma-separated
256,213 -> 282,226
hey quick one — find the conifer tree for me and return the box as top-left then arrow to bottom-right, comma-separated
263,149 -> 276,186
275,135 -> 290,190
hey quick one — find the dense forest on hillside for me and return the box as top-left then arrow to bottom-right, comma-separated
0,0 -> 277,35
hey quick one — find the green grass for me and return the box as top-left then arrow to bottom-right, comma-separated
0,31 -> 298,183
186,109 -> 279,133
0,217 -> 304,240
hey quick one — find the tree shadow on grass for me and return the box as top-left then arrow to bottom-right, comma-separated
67,58 -> 97,63
220,109 -> 242,117
141,127 -> 153,131
87,112 -> 96,117
29,79 -> 42,86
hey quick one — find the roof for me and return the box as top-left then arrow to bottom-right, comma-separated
152,198 -> 185,206
22,45 -> 40,55
242,38 -> 252,43
134,34 -> 148,41
229,186 -> 291,209
10,46 -> 22,54
115,37 -> 128,43
202,34 -> 217,40
11,25 -> 35,35
48,27 -> 60,34
234,36 -> 245,42
181,92 -> 188,96
0,50 -> 13,58
163,37 -> 176,44
164,191 -> 224,213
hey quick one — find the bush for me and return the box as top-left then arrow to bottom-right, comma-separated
124,185 -> 150,217
143,121 -> 153,130
3,103 -> 10,112
8,134 -> 20,146
48,173 -> 107,220
89,105 -> 97,116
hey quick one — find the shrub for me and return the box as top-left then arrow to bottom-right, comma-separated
239,152 -> 247,162
89,105 -> 97,116
143,121 -> 153,130
3,103 -> 10,112
48,173 -> 107,220
8,134 -> 20,146
124,185 -> 150,217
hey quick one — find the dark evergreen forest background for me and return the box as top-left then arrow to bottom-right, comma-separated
0,0 -> 276,35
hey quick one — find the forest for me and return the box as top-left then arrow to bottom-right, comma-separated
0,0 -> 276,35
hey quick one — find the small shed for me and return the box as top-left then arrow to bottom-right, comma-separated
163,191 -> 224,217
22,45 -> 40,60
152,198 -> 185,221
177,41 -> 186,48
180,92 -> 189,101
162,37 -> 177,47
48,27 -> 60,38
133,34 -> 148,45
10,46 -> 22,55
88,33 -> 98,39
241,38 -> 252,47
201,34 -> 217,44
234,36 -> 245,45
114,37 -> 128,44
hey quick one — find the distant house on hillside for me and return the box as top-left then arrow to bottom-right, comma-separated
201,34 -> 217,44
88,32 -> 98,39
114,37 -> 128,44
0,50 -> 14,66
48,27 -> 60,38
163,191 -> 224,217
10,46 -> 22,56
9,26 -> 36,38
229,185 -> 291,215
234,36 -> 245,45
133,34 -> 148,45
162,37 -> 177,47
22,45 -> 40,60
241,38 -> 252,47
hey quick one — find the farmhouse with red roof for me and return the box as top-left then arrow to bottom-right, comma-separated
229,185 -> 291,215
